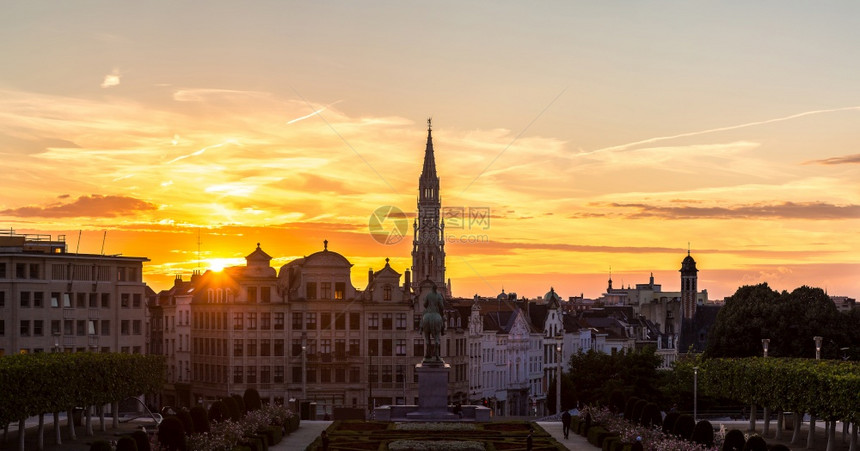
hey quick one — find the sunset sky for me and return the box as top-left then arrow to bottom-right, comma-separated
2,2 -> 858,300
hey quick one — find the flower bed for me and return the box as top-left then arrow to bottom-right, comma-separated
580,406 -> 725,451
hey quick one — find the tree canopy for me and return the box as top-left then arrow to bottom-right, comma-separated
704,284 -> 853,359
565,347 -> 662,406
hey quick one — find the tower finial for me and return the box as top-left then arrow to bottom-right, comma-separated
427,117 -> 432,131
324,239 -> 328,251
687,242 -> 691,255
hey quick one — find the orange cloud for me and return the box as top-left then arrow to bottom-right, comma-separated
2,194 -> 157,218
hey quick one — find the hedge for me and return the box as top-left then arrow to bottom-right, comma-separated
0,352 -> 165,425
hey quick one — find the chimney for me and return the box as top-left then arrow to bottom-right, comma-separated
404,269 -> 411,292
368,268 -> 374,287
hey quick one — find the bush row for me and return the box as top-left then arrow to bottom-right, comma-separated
0,353 -> 165,425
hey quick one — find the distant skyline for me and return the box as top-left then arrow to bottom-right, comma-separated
1,2 -> 858,299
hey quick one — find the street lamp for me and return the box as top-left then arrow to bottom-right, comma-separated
814,336 -> 823,360
761,339 -> 770,358
301,332 -> 307,401
555,336 -> 562,415
693,366 -> 698,422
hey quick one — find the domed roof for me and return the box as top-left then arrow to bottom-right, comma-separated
545,287 -> 561,307
680,250 -> 698,272
304,240 -> 352,268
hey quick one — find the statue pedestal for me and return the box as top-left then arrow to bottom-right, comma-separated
405,362 -> 458,420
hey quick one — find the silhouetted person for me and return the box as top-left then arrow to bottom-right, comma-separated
320,430 -> 329,451
453,402 -> 462,418
526,431 -> 533,451
561,409 -> 571,439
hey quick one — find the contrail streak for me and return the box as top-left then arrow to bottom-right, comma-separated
286,100 -> 343,125
165,139 -> 239,164
579,106 -> 860,156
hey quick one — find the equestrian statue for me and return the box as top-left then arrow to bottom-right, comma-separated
419,285 -> 446,363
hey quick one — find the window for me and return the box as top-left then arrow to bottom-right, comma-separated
335,339 -> 346,357
234,340 -> 243,357
321,312 -> 331,330
320,368 -> 330,383
382,313 -> 393,330
87,320 -> 96,335
101,320 -> 110,336
350,312 -> 360,330
321,339 -> 331,356
334,282 -> 345,300
51,320 -> 61,335
261,286 -> 271,303
261,312 -> 271,330
33,320 -> 43,336
335,313 -> 346,330
0,320 -> 4,336
396,366 -> 405,383
33,292 -> 44,307
88,293 -> 97,308
274,312 -> 284,330
247,339 -> 257,357
336,368 -> 346,383
76,293 -> 86,308
291,366 -> 302,383
29,264 -> 39,279
132,294 -> 141,308
20,320 -> 30,336
16,264 -> 26,279
396,339 -> 406,356
233,367 -> 243,384
350,367 -> 360,383
413,339 -> 424,357
246,366 -> 256,383
382,365 -> 392,383
132,320 -> 141,335
396,313 -> 407,330
260,339 -> 271,357
305,313 -> 316,330
306,282 -> 316,299
0,291 -> 5,307
274,339 -> 284,357
292,313 -> 303,330
274,366 -> 284,383
368,339 -> 378,357
20,291 -> 30,307
101,293 -> 110,308
120,294 -> 129,308
382,339 -> 392,356
247,286 -> 257,303
0,263 -> 5,278
321,282 -> 331,299
349,339 -> 360,356
291,339 -> 302,357
247,312 -> 257,330
384,285 -> 392,301
368,313 -> 379,330
234,313 -> 243,330
64,320 -> 73,335
306,368 -> 316,383
260,366 -> 271,384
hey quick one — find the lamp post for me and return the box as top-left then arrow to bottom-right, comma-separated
693,366 -> 698,422
761,339 -> 770,358
814,336 -> 823,360
368,346 -> 374,415
761,339 -> 771,435
301,332 -> 307,401
555,336 -> 562,415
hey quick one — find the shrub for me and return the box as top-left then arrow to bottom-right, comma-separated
673,414 -> 695,440
243,388 -> 263,412
231,394 -> 246,417
587,425 -> 615,447
208,401 -> 225,423
624,397 -> 640,421
691,419 -> 714,447
115,435 -> 138,451
640,403 -> 661,428
661,411 -> 679,435
609,390 -> 626,413
131,430 -> 151,451
223,397 -> 241,421
89,440 -> 113,451
631,399 -> 647,425
157,416 -> 186,451
722,429 -> 746,451
742,435 -> 767,451
189,406 -> 209,434
176,409 -> 195,435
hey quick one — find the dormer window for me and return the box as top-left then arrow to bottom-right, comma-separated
383,285 -> 392,301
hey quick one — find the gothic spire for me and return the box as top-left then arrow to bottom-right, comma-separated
421,118 -> 437,179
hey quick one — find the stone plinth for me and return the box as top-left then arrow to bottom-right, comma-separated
405,362 -> 459,420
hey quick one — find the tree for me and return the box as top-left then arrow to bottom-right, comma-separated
566,347 -> 662,406
705,284 -> 847,359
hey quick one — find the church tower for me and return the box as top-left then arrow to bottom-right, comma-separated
412,119 -> 447,297
680,249 -> 698,320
